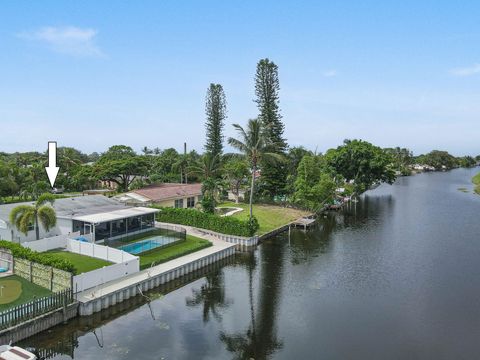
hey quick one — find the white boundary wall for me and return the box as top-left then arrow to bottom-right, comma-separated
67,238 -> 140,293
73,257 -> 139,293
22,233 -> 80,252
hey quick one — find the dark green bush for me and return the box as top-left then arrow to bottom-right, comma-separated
0,240 -> 75,274
153,207 -> 259,237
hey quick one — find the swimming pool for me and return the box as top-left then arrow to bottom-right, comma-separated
119,235 -> 179,255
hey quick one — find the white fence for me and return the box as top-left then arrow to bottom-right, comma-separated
67,238 -> 140,293
66,238 -> 137,263
22,233 -> 80,252
73,257 -> 139,293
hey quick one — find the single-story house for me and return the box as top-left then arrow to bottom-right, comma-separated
0,195 -> 159,243
116,183 -> 202,208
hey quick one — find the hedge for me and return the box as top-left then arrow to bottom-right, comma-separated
153,207 -> 259,237
0,240 -> 76,274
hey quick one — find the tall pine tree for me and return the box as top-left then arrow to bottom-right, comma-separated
254,58 -> 288,198
204,83 -> 227,159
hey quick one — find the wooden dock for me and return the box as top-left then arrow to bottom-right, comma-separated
291,217 -> 316,230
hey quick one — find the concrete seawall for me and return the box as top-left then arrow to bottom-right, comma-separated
77,244 -> 236,316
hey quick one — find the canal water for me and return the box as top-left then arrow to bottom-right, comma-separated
22,168 -> 480,359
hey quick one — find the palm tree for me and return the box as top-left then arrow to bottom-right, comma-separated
9,193 -> 57,240
189,154 -> 224,213
228,119 -> 283,217
188,153 -> 222,180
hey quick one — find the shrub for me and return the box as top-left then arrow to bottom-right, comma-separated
153,207 -> 259,237
0,240 -> 75,274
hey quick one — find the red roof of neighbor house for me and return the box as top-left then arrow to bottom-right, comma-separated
133,183 -> 202,202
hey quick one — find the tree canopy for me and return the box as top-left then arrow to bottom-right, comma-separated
326,139 -> 396,194
95,145 -> 149,192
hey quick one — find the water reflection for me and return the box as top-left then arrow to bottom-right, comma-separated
221,244 -> 283,360
186,268 -> 232,322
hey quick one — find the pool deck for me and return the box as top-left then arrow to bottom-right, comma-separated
75,224 -> 236,315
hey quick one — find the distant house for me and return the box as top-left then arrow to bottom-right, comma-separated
0,195 -> 159,243
116,183 -> 202,209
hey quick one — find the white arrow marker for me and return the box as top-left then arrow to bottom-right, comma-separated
45,141 -> 60,188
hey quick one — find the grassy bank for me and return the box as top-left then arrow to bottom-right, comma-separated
0,275 -> 52,311
47,251 -> 112,274
218,202 -> 309,235
473,172 -> 480,194
139,235 -> 211,269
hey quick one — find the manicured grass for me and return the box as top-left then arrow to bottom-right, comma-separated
138,235 -> 211,270
0,275 -> 52,311
47,251 -> 112,274
218,202 -> 310,235
473,172 -> 480,195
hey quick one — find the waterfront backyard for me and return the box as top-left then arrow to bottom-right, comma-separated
218,202 -> 309,234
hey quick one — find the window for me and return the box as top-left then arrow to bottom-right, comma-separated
27,223 -> 34,231
187,197 -> 195,208
174,199 -> 184,208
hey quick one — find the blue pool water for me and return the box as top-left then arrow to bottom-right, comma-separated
119,235 -> 178,255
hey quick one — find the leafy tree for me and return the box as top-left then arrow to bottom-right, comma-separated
326,139 -> 396,194
95,145 -> 149,192
384,147 -> 413,175
56,147 -> 88,190
87,152 -> 100,162
254,58 -> 288,198
223,158 -> 250,203
285,146 -> 313,194
0,160 -> 18,201
228,119 -> 283,217
17,163 -> 50,200
457,155 -> 476,168
71,165 -> 98,190
205,83 -> 227,159
417,150 -> 457,170
293,155 -> 336,210
9,193 -> 57,240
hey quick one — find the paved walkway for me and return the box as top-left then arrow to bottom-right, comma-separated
76,224 -> 235,302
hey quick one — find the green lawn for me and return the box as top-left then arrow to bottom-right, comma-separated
0,275 -> 52,311
218,202 -> 310,234
139,235 -> 211,270
47,251 -> 112,274
473,172 -> 480,195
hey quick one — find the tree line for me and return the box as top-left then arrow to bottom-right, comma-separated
1,58 -> 478,215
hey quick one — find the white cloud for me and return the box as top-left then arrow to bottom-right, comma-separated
18,26 -> 104,57
450,63 -> 480,77
322,70 -> 337,77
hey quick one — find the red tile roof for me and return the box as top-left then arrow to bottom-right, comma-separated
133,183 -> 202,202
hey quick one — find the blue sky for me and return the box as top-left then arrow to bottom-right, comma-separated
1,1 -> 479,156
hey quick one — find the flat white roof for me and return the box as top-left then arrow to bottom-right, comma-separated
72,207 -> 159,224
